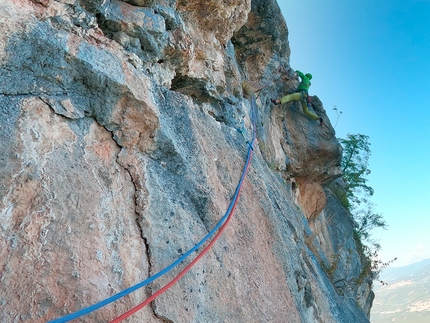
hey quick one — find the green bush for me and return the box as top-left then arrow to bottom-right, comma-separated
338,133 -> 393,284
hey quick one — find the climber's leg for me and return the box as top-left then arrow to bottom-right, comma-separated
300,100 -> 319,121
280,92 -> 301,104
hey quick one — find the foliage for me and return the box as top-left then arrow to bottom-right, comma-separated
332,105 -> 343,129
339,134 -> 386,232
339,133 -> 394,284
339,134 -> 374,210
354,202 -> 387,240
356,243 -> 397,286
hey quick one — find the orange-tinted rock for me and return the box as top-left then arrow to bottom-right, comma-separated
296,179 -> 327,222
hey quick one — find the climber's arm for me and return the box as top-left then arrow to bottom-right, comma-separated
296,70 -> 304,80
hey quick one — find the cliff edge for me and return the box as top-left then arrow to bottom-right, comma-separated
0,0 -> 373,322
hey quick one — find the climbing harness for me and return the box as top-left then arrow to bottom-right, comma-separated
300,90 -> 308,101
48,95 -> 257,323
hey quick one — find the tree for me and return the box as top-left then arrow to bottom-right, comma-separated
354,201 -> 387,240
339,134 -> 374,210
339,134 -> 387,232
339,134 -> 392,284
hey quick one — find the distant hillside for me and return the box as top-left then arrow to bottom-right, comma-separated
371,258 -> 430,323
379,258 -> 430,282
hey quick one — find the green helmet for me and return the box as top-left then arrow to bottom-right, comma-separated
305,73 -> 312,80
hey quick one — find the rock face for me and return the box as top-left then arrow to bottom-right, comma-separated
0,0 -> 372,322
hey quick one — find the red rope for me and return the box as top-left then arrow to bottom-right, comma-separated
110,148 -> 253,323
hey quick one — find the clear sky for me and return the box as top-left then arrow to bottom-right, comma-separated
278,0 -> 430,267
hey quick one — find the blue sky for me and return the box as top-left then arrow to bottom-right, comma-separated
278,0 -> 430,267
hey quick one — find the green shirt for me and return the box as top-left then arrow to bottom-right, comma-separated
296,70 -> 311,92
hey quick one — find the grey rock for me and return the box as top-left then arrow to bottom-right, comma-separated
0,0 -> 373,322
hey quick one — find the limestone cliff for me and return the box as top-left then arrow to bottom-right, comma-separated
0,0 -> 373,322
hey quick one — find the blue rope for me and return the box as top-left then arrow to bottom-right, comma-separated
48,205 -> 234,322
48,96 -> 257,323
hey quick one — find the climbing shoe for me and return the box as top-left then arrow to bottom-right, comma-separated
318,117 -> 324,126
271,98 -> 281,105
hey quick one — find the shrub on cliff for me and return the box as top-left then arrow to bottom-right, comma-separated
339,134 -> 387,235
339,134 -> 373,209
339,133 -> 393,284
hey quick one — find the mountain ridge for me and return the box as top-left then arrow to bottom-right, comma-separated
371,258 -> 430,323
379,258 -> 430,282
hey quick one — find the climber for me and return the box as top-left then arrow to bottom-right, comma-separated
271,70 -> 323,126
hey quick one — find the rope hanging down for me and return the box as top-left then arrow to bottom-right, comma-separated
47,211 -> 234,323
110,95 -> 256,322
48,95 -> 257,323
48,199 -> 238,323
